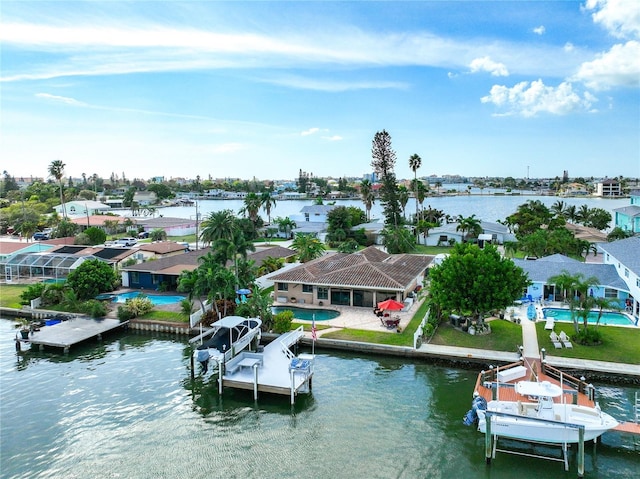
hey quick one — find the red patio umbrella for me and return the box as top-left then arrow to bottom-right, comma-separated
377,299 -> 405,311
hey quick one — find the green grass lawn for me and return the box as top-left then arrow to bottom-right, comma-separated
536,322 -> 640,364
430,319 -> 524,353
138,310 -> 189,322
0,284 -> 28,309
413,245 -> 454,255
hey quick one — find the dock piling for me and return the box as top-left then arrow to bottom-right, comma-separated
485,415 -> 492,465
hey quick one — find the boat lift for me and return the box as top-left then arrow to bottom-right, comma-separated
484,411 -> 587,476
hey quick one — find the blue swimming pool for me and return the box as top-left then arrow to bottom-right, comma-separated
113,292 -> 186,306
542,307 -> 635,326
271,306 -> 340,321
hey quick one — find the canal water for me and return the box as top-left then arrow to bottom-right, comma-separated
1,319 -> 637,478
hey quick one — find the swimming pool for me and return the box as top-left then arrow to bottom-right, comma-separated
113,292 -> 186,306
272,306 -> 340,321
542,307 -> 635,326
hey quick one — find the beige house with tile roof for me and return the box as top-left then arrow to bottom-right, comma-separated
268,246 -> 433,308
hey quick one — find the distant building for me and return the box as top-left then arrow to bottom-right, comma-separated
595,179 -> 623,197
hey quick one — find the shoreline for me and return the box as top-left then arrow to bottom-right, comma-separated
4,306 -> 638,385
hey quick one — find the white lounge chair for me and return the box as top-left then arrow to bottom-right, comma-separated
550,331 -> 562,349
559,331 -> 573,348
544,317 -> 555,330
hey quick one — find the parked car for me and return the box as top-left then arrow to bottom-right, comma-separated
32,232 -> 50,241
115,237 -> 138,246
138,231 -> 149,239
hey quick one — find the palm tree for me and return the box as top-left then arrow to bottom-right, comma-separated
414,181 -> 427,220
565,205 -> 577,224
291,233 -> 325,263
359,179 -> 375,221
549,271 -> 598,335
48,160 -> 67,218
456,214 -> 482,242
408,153 -> 422,219
200,209 -> 237,246
576,204 -> 591,226
240,192 -> 262,223
260,191 -> 277,224
258,256 -> 285,276
397,185 -> 409,219
550,200 -> 566,218
274,216 -> 296,239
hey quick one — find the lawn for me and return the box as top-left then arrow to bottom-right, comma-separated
430,319 -> 524,353
138,310 -> 189,322
536,322 -> 640,364
0,284 -> 28,309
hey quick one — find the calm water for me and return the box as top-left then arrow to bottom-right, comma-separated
149,194 -> 628,225
1,318 -> 638,479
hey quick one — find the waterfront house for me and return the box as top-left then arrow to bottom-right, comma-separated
54,200 -> 111,218
613,189 -> 640,233
132,191 -> 158,206
595,178 -> 623,197
267,246 -> 433,308
419,221 -> 514,247
121,245 -> 296,290
599,236 -> 640,319
135,216 -> 197,237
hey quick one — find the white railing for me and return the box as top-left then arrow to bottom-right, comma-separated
413,309 -> 430,349
189,300 -> 213,328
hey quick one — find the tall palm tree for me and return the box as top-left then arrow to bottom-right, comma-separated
48,160 -> 67,218
359,179 -> 375,221
260,191 -> 277,224
408,153 -> 422,219
200,209 -> 237,246
550,200 -> 566,218
576,204 -> 591,226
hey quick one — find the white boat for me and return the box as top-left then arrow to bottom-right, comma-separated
473,380 -> 618,444
190,315 -> 262,366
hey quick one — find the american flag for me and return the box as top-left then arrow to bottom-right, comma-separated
311,317 -> 317,341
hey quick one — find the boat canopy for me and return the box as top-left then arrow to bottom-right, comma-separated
515,380 -> 563,398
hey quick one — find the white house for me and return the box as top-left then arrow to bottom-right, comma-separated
54,200 -> 111,217
419,221 -> 514,246
599,236 -> 640,320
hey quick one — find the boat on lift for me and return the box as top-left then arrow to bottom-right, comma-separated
190,315 -> 262,366
465,369 -> 618,444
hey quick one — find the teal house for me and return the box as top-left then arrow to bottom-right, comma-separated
613,189 -> 640,233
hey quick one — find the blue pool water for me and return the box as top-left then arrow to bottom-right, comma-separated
272,306 -> 340,321
113,292 -> 186,306
542,308 -> 635,326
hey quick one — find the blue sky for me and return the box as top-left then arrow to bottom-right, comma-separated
1,0 -> 639,182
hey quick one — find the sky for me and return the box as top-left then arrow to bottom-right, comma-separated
1,0 -> 639,183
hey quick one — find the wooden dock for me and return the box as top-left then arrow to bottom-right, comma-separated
19,317 -> 129,353
613,421 -> 640,435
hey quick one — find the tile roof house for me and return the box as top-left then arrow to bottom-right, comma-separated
267,246 -> 433,308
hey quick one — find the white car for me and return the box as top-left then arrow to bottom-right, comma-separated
115,237 -> 138,246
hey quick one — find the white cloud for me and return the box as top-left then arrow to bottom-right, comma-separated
469,56 -> 509,76
301,127 -> 321,136
584,0 -> 640,39
322,135 -> 343,141
35,93 -> 86,106
564,42 -> 575,52
481,79 -> 596,117
262,75 -> 408,92
574,40 -> 640,89
533,25 -> 546,35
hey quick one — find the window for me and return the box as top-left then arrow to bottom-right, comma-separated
131,272 -> 139,284
604,288 -> 618,299
636,278 -> 640,288
302,284 -> 313,293
624,268 -> 629,278
317,287 -> 328,300
152,274 -> 161,285
277,283 -> 288,291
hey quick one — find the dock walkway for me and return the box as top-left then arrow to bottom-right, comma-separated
22,317 -> 128,353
